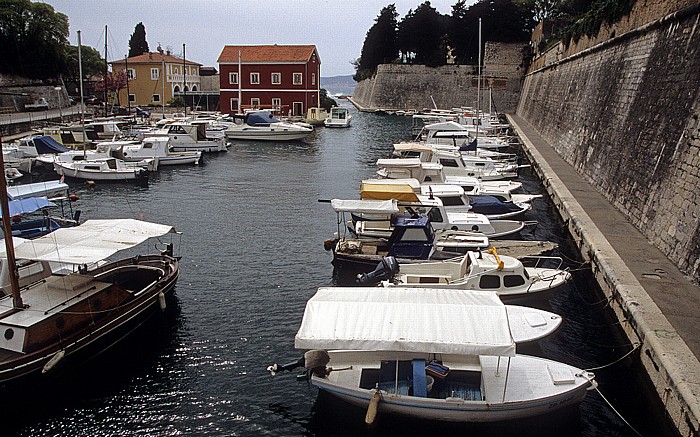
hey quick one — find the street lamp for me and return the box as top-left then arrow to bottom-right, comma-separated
54,86 -> 63,123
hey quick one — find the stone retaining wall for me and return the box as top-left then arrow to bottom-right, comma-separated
352,42 -> 527,113
517,5 -> 700,282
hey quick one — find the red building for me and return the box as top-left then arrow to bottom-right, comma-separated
217,45 -> 321,116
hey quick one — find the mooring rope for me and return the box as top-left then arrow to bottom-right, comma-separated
594,386 -> 645,437
584,342 -> 641,371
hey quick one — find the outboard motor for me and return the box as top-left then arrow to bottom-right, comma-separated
356,256 -> 399,285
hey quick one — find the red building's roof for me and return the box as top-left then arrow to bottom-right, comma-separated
218,45 -> 318,64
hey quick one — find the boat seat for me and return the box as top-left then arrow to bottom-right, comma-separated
412,359 -> 428,397
444,383 -> 482,401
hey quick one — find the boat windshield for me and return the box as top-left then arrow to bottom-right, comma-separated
246,112 -> 280,126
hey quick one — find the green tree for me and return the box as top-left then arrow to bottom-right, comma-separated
398,1 -> 448,67
128,22 -> 149,57
63,44 -> 105,95
355,4 -> 399,80
0,0 -> 69,79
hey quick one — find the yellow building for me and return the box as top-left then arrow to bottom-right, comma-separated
111,48 -> 202,108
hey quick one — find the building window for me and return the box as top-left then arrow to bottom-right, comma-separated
271,73 -> 281,84
293,73 -> 303,85
272,98 -> 281,110
229,72 -> 238,85
173,67 -> 179,74
126,68 -> 136,79
250,72 -> 260,84
230,98 -> 239,112
192,85 -> 197,91
173,85 -> 180,93
152,94 -> 161,102
311,73 -> 316,85
150,68 -> 159,80
128,94 -> 135,102
250,98 -> 260,108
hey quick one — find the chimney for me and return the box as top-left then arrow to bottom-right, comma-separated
148,52 -> 152,59
166,49 -> 171,56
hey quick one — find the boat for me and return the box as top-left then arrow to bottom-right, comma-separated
142,122 -> 228,153
0,219 -> 180,383
360,180 -> 532,220
104,137 -> 202,166
327,212 -> 555,275
2,196 -> 80,240
304,107 -> 330,126
324,107 -> 352,128
335,197 -> 528,240
223,111 -> 314,141
359,248 -> 571,303
53,157 -> 154,181
268,287 -> 596,423
7,179 -> 69,200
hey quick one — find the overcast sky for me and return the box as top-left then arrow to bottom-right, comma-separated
42,0 -> 476,77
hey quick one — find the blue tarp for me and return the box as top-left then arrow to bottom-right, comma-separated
246,112 -> 280,126
468,195 -> 521,214
0,196 -> 56,218
32,136 -> 70,154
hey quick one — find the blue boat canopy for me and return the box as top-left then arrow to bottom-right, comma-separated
469,195 -> 521,214
1,196 -> 56,218
246,112 -> 280,126
31,136 -> 70,154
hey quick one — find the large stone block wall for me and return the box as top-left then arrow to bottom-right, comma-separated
517,6 -> 700,282
352,42 -> 527,113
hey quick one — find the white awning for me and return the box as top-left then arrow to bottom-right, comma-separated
295,287 -> 516,357
330,199 -> 399,214
0,219 -> 175,264
376,158 -> 423,168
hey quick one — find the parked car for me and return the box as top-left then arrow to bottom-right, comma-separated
85,97 -> 102,105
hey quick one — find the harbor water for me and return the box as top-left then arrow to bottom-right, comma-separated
2,103 -> 675,436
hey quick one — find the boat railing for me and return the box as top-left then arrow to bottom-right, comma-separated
519,255 -> 564,270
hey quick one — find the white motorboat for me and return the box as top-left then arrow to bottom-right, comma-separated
268,287 -> 595,424
223,111 -> 314,141
53,157 -> 154,181
304,107 -> 329,126
145,122 -> 228,152
105,136 -> 202,166
360,179 -> 532,219
324,107 -> 352,128
335,197 -> 527,240
364,248 -> 571,302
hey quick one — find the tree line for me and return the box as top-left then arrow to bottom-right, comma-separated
354,0 -> 637,81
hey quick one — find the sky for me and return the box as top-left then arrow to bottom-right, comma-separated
41,0 -> 476,77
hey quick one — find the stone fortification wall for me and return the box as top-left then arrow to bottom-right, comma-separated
517,4 -> 700,282
352,42 -> 527,113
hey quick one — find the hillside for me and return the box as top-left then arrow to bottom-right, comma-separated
321,75 -> 355,96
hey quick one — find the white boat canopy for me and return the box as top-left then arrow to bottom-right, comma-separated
330,199 -> 399,214
295,287 -> 516,357
0,219 -> 175,264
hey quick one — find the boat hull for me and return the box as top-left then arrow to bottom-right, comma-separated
225,130 -> 312,141
0,254 -> 179,384
311,351 -> 594,423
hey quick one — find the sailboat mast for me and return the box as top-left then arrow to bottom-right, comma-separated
476,17 -> 481,146
182,43 -> 186,117
104,25 -> 108,111
0,139 -> 22,309
78,30 -> 87,151
237,50 -> 242,113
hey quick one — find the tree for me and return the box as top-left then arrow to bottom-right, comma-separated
0,0 -> 69,79
63,44 -> 105,95
128,22 -> 149,57
398,1 -> 448,67
94,70 -> 127,105
355,4 -> 399,80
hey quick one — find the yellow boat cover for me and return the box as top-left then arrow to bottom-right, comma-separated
360,181 -> 420,202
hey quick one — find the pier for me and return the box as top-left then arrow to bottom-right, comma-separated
508,114 -> 700,436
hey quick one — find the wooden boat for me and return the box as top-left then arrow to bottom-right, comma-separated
359,248 -> 571,303
269,287 -> 596,423
0,219 -> 180,383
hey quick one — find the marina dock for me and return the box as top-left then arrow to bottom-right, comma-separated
508,114 -> 700,436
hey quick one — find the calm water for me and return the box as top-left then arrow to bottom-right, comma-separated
2,103 -> 674,436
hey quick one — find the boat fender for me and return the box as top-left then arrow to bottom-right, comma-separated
158,291 -> 166,310
356,256 -> 399,285
42,350 -> 66,374
365,389 -> 381,426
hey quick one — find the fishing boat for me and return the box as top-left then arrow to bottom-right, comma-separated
359,248 -> 571,303
0,219 -> 180,383
268,287 -> 596,423
324,107 -> 352,128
